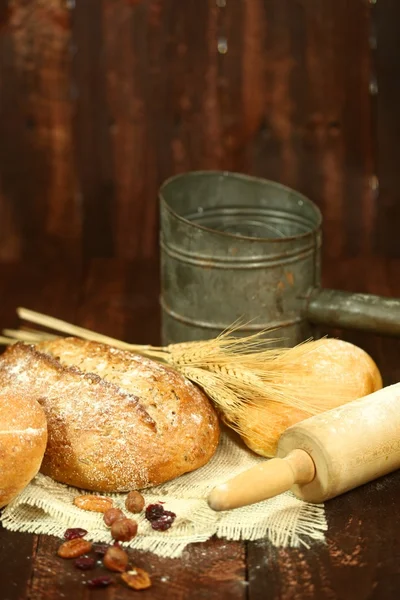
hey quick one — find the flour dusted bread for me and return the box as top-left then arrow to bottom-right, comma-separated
0,338 -> 220,492
239,338 -> 382,458
0,390 -> 47,508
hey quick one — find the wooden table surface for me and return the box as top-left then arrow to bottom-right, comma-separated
0,255 -> 399,600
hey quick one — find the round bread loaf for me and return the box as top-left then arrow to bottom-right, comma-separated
0,338 -> 220,493
238,338 -> 382,458
0,390 -> 47,508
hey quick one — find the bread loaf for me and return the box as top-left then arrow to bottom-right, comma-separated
0,390 -> 47,508
0,338 -> 220,492
238,338 -> 382,457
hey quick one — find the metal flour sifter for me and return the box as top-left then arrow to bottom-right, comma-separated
160,171 -> 400,346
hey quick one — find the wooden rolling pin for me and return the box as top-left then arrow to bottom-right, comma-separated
208,383 -> 400,510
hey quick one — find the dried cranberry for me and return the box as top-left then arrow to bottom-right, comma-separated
86,576 -> 113,589
150,510 -> 176,531
150,519 -> 171,531
74,556 -> 96,570
93,544 -> 109,556
64,527 -> 88,540
145,504 -> 165,521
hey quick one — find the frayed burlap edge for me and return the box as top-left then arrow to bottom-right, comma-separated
1,433 -> 327,558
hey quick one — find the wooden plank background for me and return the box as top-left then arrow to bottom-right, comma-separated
0,4 -> 400,598
0,0 -> 398,268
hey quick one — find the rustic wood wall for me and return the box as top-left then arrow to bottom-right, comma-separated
0,0 -> 398,264
1,7 -> 400,596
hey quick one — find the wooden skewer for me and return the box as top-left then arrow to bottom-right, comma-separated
0,335 -> 17,346
2,329 -> 57,343
17,307 -> 136,348
16,307 -> 167,359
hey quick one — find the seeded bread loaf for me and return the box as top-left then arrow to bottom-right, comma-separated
0,390 -> 47,508
0,339 -> 220,492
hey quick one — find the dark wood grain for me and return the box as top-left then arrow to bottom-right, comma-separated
0,530 -> 37,600
375,0 -> 400,256
248,469 -> 400,600
76,258 -> 160,345
85,0 -> 161,260
0,0 -> 387,263
0,0 -> 79,263
28,535 -> 245,600
246,0 -> 374,261
73,0 -> 115,260
0,259 -> 81,332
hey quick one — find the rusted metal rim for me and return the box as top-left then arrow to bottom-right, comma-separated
159,171 -> 322,243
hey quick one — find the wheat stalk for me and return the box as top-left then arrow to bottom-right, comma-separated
1,307 -> 361,432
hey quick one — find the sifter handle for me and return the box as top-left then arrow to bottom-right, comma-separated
304,288 -> 400,337
207,449 -> 315,511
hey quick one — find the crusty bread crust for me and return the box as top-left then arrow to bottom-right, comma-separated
0,390 -> 47,508
0,339 -> 220,492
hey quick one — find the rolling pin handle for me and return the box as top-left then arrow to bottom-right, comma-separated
207,449 -> 315,512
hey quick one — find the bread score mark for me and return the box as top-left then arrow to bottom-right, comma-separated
2,343 -> 157,432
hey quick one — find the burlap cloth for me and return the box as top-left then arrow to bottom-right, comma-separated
1,431 -> 327,558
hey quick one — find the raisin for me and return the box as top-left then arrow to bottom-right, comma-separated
64,527 -> 88,540
74,556 -> 96,570
93,544 -> 109,557
86,576 -> 113,589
